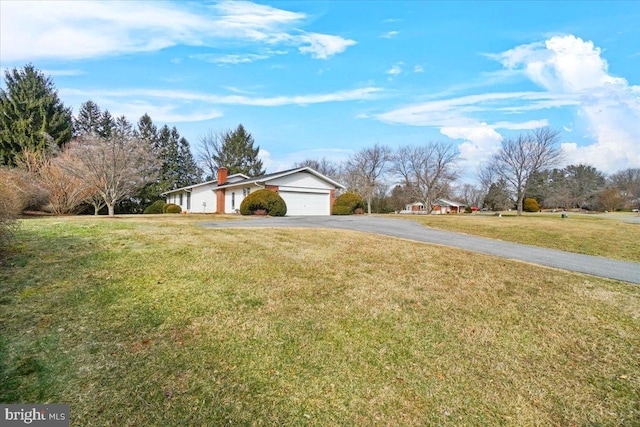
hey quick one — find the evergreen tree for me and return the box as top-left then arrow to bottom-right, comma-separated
136,114 -> 158,147
206,124 -> 265,177
74,100 -> 102,136
131,114 -> 162,211
0,64 -> 73,166
176,135 -> 202,188
156,125 -> 201,191
114,115 -> 134,140
484,179 -> 512,211
99,110 -> 116,138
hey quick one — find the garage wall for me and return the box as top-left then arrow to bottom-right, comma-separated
278,190 -> 330,216
268,171 -> 335,190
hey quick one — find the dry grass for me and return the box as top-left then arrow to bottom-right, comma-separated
1,215 -> 638,426
402,212 -> 640,262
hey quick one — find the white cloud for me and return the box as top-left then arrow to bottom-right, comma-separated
60,86 -> 383,123
386,64 -> 402,76
413,65 -> 424,73
41,69 -> 85,77
490,34 -> 639,173
0,0 -> 355,62
380,31 -> 399,39
192,53 -> 271,64
297,33 -> 357,59
374,91 -> 571,127
374,34 -> 639,174
492,35 -> 626,93
261,147 -> 353,172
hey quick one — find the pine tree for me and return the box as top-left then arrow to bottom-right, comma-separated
114,115 -> 134,140
136,114 -> 158,147
98,110 -> 116,138
210,124 -> 265,177
74,100 -> 102,136
176,135 -> 202,188
156,125 -> 201,191
0,64 -> 73,166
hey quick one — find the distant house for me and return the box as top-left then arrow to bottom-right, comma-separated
402,199 -> 466,214
161,167 -> 345,216
431,198 -> 466,214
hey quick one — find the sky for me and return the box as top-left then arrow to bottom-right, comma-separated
1,0 -> 639,184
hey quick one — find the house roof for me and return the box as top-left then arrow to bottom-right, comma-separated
434,198 -> 466,207
159,173 -> 248,196
161,167 -> 344,196
217,166 -> 345,190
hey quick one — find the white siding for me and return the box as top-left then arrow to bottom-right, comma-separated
165,183 -> 217,213
269,171 -> 334,190
223,186 -> 253,213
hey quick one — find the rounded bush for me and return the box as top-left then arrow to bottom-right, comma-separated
240,189 -> 287,216
143,200 -> 166,214
332,192 -> 364,215
523,198 -> 540,212
164,203 -> 182,214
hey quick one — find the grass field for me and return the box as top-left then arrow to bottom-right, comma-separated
403,212 -> 640,262
1,215 -> 639,426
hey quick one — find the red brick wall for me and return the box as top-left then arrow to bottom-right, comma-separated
216,189 -> 225,213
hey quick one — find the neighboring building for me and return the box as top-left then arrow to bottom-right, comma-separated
401,199 -> 466,214
431,198 -> 466,214
161,167 -> 345,216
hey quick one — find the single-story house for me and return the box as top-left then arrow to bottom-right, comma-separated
432,198 -> 466,214
161,167 -> 345,216
402,199 -> 466,214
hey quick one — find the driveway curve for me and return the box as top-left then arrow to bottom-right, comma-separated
202,216 -> 640,285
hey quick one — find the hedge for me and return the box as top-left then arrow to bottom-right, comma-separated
164,203 -> 182,214
332,192 -> 364,215
240,189 -> 287,216
143,200 -> 166,214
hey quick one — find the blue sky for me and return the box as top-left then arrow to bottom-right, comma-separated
1,0 -> 639,183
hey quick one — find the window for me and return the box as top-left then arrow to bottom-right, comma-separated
186,193 -> 191,210
179,193 -> 183,205
232,192 -> 235,209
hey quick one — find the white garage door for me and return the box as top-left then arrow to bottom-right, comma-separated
279,191 -> 330,216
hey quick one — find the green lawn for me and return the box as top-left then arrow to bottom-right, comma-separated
402,212 -> 640,262
1,215 -> 639,426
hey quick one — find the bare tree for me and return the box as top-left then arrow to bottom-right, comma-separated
456,183 -> 484,209
343,144 -> 392,214
61,134 -> 159,216
15,147 -> 94,214
609,168 -> 640,208
42,158 -> 95,214
597,187 -> 625,212
392,142 -> 459,213
486,128 -> 562,216
293,158 -> 340,179
198,130 -> 225,181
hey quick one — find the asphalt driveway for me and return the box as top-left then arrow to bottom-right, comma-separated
203,215 -> 640,285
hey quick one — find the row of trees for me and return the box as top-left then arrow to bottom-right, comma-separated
2,64 -> 638,222
0,65 -> 207,216
297,129 -> 639,215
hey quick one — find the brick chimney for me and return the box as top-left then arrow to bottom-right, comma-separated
215,167 -> 228,214
217,167 -> 228,185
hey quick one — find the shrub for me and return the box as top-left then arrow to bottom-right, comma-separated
0,168 -> 25,253
332,192 -> 364,215
523,198 -> 540,212
464,206 -> 473,214
143,200 -> 166,214
164,203 -> 182,214
240,189 -> 287,216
